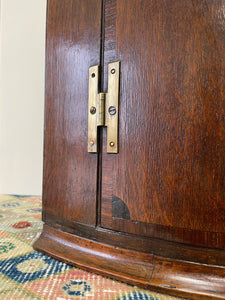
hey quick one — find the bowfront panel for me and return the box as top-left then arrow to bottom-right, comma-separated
43,0 -> 102,225
101,0 -> 225,248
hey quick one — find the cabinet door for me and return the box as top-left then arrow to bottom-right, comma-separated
101,0 -> 225,249
43,0 -> 102,225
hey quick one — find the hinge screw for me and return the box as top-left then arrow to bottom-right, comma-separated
109,141 -> 115,147
90,140 -> 94,146
108,106 -> 116,115
90,106 -> 96,114
111,68 -> 116,74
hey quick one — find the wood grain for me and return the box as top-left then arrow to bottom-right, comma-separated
41,212 -> 225,267
101,0 -> 225,246
43,0 -> 102,225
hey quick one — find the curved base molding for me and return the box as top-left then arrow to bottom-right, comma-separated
33,225 -> 225,300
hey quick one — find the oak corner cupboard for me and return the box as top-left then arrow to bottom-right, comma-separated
34,0 -> 225,299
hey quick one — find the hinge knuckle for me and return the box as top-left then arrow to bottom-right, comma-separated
97,93 -> 105,126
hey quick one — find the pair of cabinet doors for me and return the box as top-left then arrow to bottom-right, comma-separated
35,0 -> 225,298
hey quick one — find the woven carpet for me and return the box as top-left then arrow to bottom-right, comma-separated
0,194 -> 184,300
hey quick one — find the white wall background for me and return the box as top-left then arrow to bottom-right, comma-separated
0,0 -> 46,195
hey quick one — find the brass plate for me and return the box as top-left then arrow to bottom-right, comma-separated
105,61 -> 120,153
88,65 -> 99,153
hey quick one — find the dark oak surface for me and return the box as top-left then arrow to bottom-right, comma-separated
43,0 -> 102,225
43,212 -> 225,267
101,0 -> 225,246
34,0 -> 225,299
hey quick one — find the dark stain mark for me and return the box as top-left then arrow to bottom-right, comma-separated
112,196 -> 130,220
205,290 -> 225,294
159,284 -> 176,289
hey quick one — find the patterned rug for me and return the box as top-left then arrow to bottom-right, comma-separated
0,194 -> 184,300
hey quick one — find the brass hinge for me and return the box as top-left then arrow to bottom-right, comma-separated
88,61 -> 120,153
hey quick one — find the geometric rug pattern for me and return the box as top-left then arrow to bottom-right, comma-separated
0,194 -> 184,299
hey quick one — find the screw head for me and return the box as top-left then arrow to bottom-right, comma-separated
111,68 -> 116,74
109,141 -> 115,147
90,140 -> 94,146
90,106 -> 96,114
108,106 -> 116,115
91,73 -> 95,78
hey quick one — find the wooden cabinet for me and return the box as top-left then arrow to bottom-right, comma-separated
34,1 -> 225,298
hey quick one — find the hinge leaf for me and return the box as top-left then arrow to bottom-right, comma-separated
88,65 -> 99,153
105,61 -> 120,153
